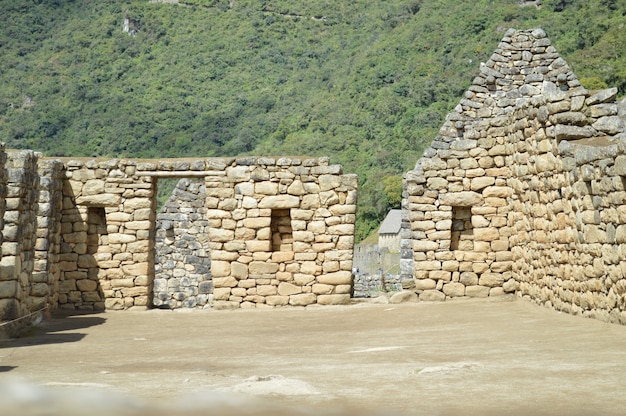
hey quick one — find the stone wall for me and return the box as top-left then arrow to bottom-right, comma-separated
154,179 -> 212,308
1,154 -> 357,335
0,151 -> 40,336
0,144 -> 7,337
508,102 -> 626,322
33,159 -> 65,313
404,28 -> 626,323
205,157 -> 357,309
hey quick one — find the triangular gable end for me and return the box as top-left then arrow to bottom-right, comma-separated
402,28 -> 626,318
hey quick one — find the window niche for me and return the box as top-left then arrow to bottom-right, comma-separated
450,206 -> 474,251
87,207 -> 108,257
270,209 -> 293,252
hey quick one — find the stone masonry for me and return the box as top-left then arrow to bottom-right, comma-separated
154,179 -> 212,308
1,155 -> 357,337
404,28 -> 626,323
3,27 -> 626,337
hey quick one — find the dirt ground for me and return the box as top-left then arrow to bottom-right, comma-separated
2,296 -> 626,416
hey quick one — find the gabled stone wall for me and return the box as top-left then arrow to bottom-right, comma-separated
404,28 -> 626,323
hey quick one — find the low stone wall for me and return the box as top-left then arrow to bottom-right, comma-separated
353,272 -> 404,297
353,244 -> 407,297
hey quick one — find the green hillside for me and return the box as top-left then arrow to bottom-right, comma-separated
1,0 -> 624,240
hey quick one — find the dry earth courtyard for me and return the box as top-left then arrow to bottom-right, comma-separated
2,297 -> 626,416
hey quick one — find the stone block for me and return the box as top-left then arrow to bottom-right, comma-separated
256,285 -> 278,296
300,195 -> 320,210
317,271 -> 352,285
320,191 -> 340,206
122,262 -> 149,277
489,287 -> 505,297
419,290 -> 445,302
0,281 -> 18,298
231,262 -> 248,279
266,295 -> 289,306
289,293 -> 317,306
442,282 -> 465,297
413,240 -> 439,252
208,228 -> 235,242
276,272 -> 293,282
278,282 -> 302,296
0,298 -> 20,321
491,261 -> 513,272
231,288 -> 247,297
389,290 -> 418,304
460,272 -> 478,286
479,273 -> 504,287
259,195 -> 300,209
465,285 -> 490,298
198,281 -> 214,294
317,294 -> 350,305
471,177 -> 496,191
415,279 -> 437,290
77,255 -> 98,269
211,261 -> 231,278
108,233 -> 137,244
328,224 -> 354,235
125,221 -> 151,230
245,240 -> 271,252
294,274 -> 315,286
243,217 -> 272,229
213,276 -> 238,288
249,262 -> 279,275
335,284 -> 352,294
82,179 -> 106,195
212,301 -> 240,310
439,192 -> 482,207
272,251 -> 295,262
82,291 -> 103,302
474,227 -> 499,241
213,287 -> 231,301
0,257 -> 19,280
502,279 -> 517,293
76,279 -> 98,292
312,283 -> 334,295
76,194 -> 121,206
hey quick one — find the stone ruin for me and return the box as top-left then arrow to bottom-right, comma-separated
402,28 -> 626,323
0,155 -> 357,337
1,27 -> 626,338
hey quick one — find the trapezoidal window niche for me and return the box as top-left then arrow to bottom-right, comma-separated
450,206 -> 473,251
271,209 -> 293,252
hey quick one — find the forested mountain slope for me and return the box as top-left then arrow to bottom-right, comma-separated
1,0 -> 624,240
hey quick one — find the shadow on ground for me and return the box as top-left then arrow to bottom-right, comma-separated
0,312 -> 106,349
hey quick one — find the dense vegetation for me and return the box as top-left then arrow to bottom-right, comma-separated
1,0 -> 624,240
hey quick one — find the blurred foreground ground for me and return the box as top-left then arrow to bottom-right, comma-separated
2,297 -> 626,416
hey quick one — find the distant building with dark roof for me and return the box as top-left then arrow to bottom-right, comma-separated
378,209 -> 402,253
